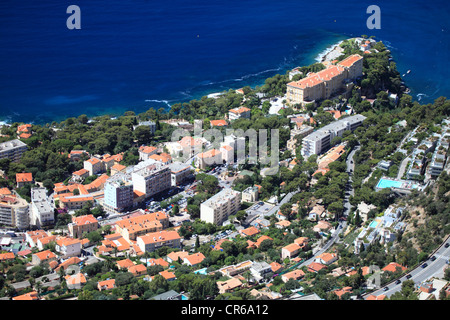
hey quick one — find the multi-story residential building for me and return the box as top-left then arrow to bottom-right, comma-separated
103,173 -> 134,213
286,54 -> 363,106
131,159 -> 171,198
30,187 -> 54,228
301,114 -> 366,157
165,136 -> 207,160
169,162 -> 193,186
25,230 -> 48,248
241,186 -> 259,203
220,145 -> 234,164
136,230 -> 182,253
228,106 -> 251,121
286,124 -> 315,153
195,149 -> 222,170
200,188 -> 241,225
68,214 -> 99,238
138,145 -> 158,161
0,193 -> 29,230
55,237 -> 82,258
83,157 -> 104,176
59,195 -> 94,211
115,211 -> 169,242
0,139 -> 28,162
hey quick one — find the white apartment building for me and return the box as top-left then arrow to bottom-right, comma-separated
0,193 -> 29,230
200,188 -> 241,225
103,172 -> 134,213
0,139 -> 28,162
302,114 -> 366,157
131,159 -> 171,198
30,187 -> 54,228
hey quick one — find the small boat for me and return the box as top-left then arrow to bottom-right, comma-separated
406,70 -> 411,74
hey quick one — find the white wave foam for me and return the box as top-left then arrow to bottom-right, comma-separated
314,40 -> 344,62
145,99 -> 172,108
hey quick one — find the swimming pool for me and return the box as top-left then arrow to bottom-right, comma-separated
369,220 -> 379,228
376,179 -> 403,189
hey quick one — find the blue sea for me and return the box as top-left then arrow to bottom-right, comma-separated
0,0 -> 449,124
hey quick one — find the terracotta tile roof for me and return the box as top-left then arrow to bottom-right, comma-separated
17,124 -> 32,132
282,269 -> 305,281
65,273 -> 87,286
139,146 -> 157,154
73,168 -> 89,176
72,214 -> 98,226
116,212 -> 168,233
56,237 -> 81,247
283,243 -> 301,253
270,262 -> 283,273
128,263 -> 147,275
138,230 -> 181,245
98,279 -> 116,290
229,106 -> 251,114
149,153 -> 172,163
307,262 -> 327,273
184,252 -> 205,266
210,120 -> 228,127
159,270 -> 176,280
239,226 -> 260,237
33,250 -> 56,261
85,174 -> 109,191
254,235 -> 273,248
12,291 -> 38,300
217,278 -> 242,291
197,148 -> 222,159
0,187 -> 12,195
16,172 -> 33,183
382,262 -> 407,273
55,257 -> 81,271
147,258 -> 169,268
337,54 -> 363,68
19,132 -> 32,139
0,252 -> 15,261
111,164 -> 126,172
167,250 -> 189,261
86,157 -> 101,165
117,258 -> 135,269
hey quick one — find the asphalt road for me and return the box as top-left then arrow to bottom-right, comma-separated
366,237 -> 450,298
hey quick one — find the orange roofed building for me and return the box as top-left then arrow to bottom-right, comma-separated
136,230 -> 182,253
286,54 -> 363,107
195,148 -> 223,170
210,119 -> 228,128
68,214 -> 99,238
16,172 -> 33,188
115,211 -> 169,242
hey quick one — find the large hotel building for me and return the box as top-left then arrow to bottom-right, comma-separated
286,54 -> 364,107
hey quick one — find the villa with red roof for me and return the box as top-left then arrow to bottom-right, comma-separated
16,172 -> 33,188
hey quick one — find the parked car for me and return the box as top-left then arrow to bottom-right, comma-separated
421,263 -> 428,268
430,256 -> 436,261
445,243 -> 449,248
383,286 -> 389,291
395,279 -> 401,285
406,274 -> 412,279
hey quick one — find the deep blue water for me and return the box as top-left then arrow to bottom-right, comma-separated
0,0 -> 449,124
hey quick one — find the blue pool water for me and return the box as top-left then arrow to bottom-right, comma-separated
376,179 -> 403,189
369,220 -> 379,228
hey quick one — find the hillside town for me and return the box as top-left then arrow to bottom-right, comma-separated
0,37 -> 449,301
